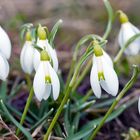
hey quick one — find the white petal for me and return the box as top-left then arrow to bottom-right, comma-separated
33,39 -> 45,71
100,59 -> 119,96
48,62 -> 60,100
0,26 -> 11,59
20,41 -> 34,74
103,51 -> 113,67
90,60 -> 101,98
118,26 -> 123,48
46,40 -> 59,72
138,97 -> 140,114
33,50 -> 40,71
0,52 -> 9,81
129,22 -> 140,33
43,84 -> 51,100
33,63 -> 46,101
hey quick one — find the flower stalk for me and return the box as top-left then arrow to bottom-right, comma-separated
16,87 -> 34,136
89,65 -> 139,140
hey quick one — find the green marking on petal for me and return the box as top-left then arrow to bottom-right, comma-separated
98,72 -> 105,81
45,75 -> 51,84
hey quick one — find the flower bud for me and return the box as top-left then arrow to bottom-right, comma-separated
40,50 -> 50,61
37,25 -> 47,40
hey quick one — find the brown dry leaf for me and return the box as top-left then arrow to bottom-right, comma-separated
0,116 -> 19,140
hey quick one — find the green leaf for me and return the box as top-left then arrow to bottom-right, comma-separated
0,81 -> 7,101
8,81 -> 25,99
6,103 -> 34,124
93,98 -> 114,108
0,100 -> 32,140
64,100 -> 72,136
49,19 -> 63,47
66,105 -> 126,140
72,100 -> 96,112
38,100 -> 49,118
54,122 -> 63,137
30,108 -> 54,131
71,112 -> 80,133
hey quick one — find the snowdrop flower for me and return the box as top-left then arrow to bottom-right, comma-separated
118,11 -> 140,55
33,25 -> 58,72
0,26 -> 11,59
90,42 -> 119,98
33,50 -> 60,101
138,97 -> 140,114
20,31 -> 34,74
0,52 -> 9,81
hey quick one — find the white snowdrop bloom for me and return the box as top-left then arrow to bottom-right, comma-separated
33,25 -> 58,72
118,11 -> 140,55
20,31 -> 34,74
90,44 -> 119,98
0,26 -> 11,59
33,50 -> 60,101
0,52 -> 9,81
138,97 -> 140,114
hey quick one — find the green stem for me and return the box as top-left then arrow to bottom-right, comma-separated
43,85 -> 72,139
25,73 -> 32,90
89,65 -> 139,140
114,33 -> 140,64
65,35 -> 95,89
72,59 -> 92,92
102,0 -> 114,40
65,59 -> 76,90
82,89 -> 93,102
43,51 -> 93,140
16,87 -> 34,136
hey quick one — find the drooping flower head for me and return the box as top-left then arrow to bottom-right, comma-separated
33,50 -> 60,101
118,11 -> 140,55
20,31 -> 35,74
138,97 -> 140,114
90,41 -> 119,98
33,25 -> 58,72
0,26 -> 11,59
0,52 -> 9,81
0,26 -> 11,80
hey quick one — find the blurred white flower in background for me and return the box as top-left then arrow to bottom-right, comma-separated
118,11 -> 140,55
90,43 -> 119,98
33,50 -> 60,101
138,97 -> 140,114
